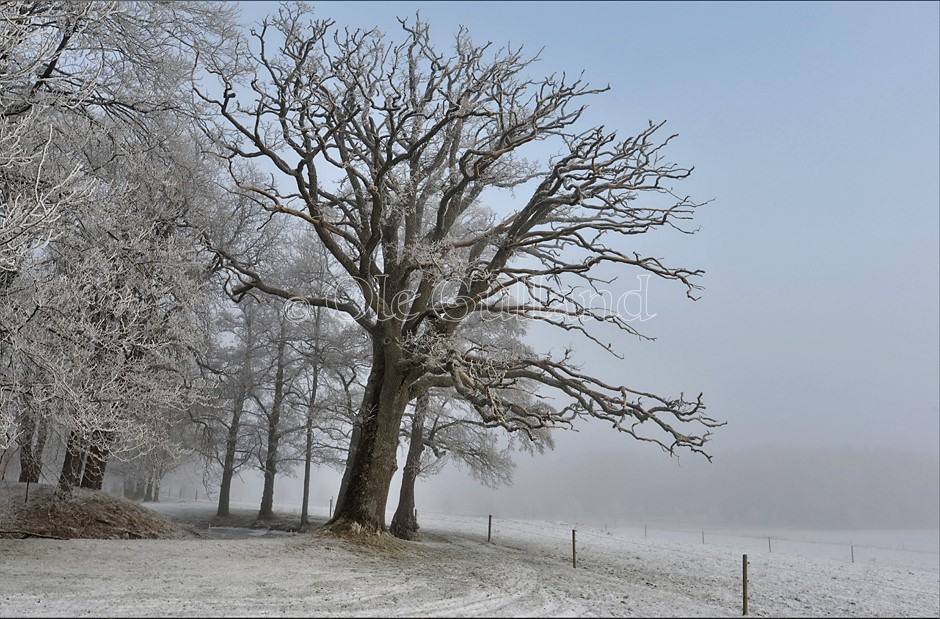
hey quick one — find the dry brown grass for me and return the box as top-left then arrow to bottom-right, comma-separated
0,481 -> 197,540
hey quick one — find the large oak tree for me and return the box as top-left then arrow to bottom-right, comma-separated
199,5 -> 722,533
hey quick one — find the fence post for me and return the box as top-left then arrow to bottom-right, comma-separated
414,508 -> 418,521
572,529 -> 577,568
701,530 -> 705,544
742,554 -> 748,616
768,537 -> 772,553
851,544 -> 854,563
329,497 -> 333,518
644,524 -> 647,538
487,515 -> 492,543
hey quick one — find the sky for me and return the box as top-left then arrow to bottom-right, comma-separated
230,1 -> 940,527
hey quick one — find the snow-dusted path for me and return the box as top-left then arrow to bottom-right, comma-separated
1,510 -> 937,617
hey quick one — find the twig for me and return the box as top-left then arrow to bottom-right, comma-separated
0,529 -> 68,540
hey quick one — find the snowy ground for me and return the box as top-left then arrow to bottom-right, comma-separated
0,502 -> 937,617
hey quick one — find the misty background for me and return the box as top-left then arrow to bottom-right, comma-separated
167,1 -> 940,533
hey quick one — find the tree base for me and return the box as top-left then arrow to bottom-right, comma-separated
389,516 -> 420,541
321,516 -> 386,538
389,525 -> 420,541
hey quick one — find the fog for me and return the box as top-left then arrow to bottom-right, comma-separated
209,2 -> 940,533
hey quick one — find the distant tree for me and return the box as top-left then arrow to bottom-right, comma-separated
194,298 -> 266,518
200,6 -> 722,534
250,310 -> 303,521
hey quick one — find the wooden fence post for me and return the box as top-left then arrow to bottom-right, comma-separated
487,515 -> 492,543
743,554 -> 748,616
329,497 -> 333,518
572,529 -> 577,568
768,537 -> 772,552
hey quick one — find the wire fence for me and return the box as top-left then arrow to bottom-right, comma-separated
164,494 -> 939,574
151,496 -> 939,615
416,508 -> 940,613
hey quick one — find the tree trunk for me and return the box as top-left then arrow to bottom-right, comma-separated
17,412 -> 48,483
390,391 -> 429,540
335,421 -> 361,513
28,416 -> 49,482
300,366 -> 320,528
300,416 -> 313,528
257,444 -> 278,520
133,478 -> 146,501
258,337 -> 287,521
330,341 -> 413,534
301,308 -> 322,529
217,384 -> 246,518
144,478 -> 154,502
17,441 -> 33,483
16,411 -> 37,483
80,432 -> 109,490
152,475 -> 161,503
57,431 -> 85,493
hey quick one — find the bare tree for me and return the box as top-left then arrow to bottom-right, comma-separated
200,7 -> 723,533
251,313 -> 299,521
193,297 -> 267,518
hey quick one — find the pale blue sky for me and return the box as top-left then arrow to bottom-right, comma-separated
233,2 -> 939,522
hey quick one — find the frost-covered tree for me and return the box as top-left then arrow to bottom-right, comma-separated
199,6 -> 723,534
16,119 -> 212,493
0,1 -> 237,453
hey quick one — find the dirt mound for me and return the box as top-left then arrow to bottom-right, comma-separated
0,481 -> 197,540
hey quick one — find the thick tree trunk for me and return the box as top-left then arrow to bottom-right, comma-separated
390,391 -> 429,540
257,444 -> 278,520
152,476 -> 161,503
17,442 -> 32,483
335,422 -> 361,513
216,463 -> 235,517
217,384 -> 246,518
57,431 -> 85,493
144,478 -> 154,502
330,342 -> 413,534
80,432 -> 109,490
258,338 -> 287,521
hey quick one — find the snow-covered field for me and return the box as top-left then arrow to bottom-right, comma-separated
0,502 -> 937,617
